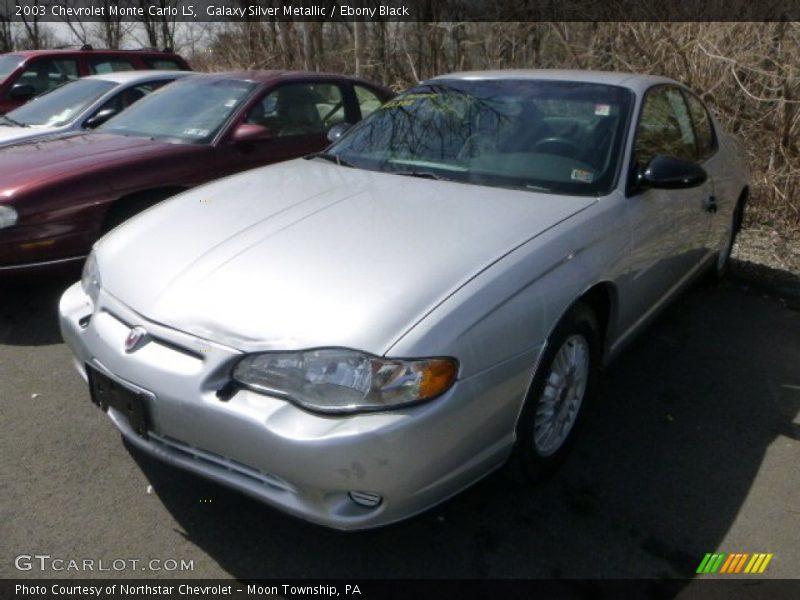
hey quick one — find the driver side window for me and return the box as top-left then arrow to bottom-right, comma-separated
635,87 -> 697,167
245,83 -> 345,138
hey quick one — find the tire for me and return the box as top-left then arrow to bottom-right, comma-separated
512,302 -> 601,483
709,192 -> 747,281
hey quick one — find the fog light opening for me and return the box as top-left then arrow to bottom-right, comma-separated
348,491 -> 383,508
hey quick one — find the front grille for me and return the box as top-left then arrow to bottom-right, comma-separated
103,309 -> 205,361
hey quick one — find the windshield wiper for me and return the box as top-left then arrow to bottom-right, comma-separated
391,169 -> 452,182
306,152 -> 355,168
1,115 -> 26,127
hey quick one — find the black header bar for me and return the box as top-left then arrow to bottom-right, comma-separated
3,0 -> 800,23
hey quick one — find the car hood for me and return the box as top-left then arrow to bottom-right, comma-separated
98,159 -> 596,354
0,132 -> 168,192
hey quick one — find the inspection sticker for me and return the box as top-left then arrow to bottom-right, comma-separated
183,128 -> 209,137
571,168 -> 594,183
594,104 -> 611,116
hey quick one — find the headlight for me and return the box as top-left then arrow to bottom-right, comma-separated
81,250 -> 102,305
232,348 -> 458,414
0,205 -> 17,229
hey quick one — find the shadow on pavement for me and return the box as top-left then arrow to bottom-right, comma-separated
0,271 -> 78,346
126,266 -> 800,580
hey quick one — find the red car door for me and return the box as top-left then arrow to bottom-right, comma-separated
214,80 -> 355,177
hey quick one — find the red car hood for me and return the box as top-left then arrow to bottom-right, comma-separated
0,133 -> 179,194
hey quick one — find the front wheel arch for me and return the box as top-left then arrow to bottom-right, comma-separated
101,187 -> 187,233
510,300 -> 603,482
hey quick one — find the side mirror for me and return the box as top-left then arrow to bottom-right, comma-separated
327,122 -> 352,143
231,122 -> 273,144
84,107 -> 118,129
638,155 -> 707,190
9,82 -> 36,101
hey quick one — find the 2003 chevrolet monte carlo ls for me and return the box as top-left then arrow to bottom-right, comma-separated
59,70 -> 749,530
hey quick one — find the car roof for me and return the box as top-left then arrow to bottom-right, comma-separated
8,49 -> 182,58
82,70 -> 194,84
431,69 -> 680,92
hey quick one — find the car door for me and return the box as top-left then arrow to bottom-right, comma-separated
621,85 -> 714,325
214,80 -> 354,177
683,90 -> 726,253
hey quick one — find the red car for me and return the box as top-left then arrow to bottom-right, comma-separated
0,47 -> 191,114
0,71 -> 393,275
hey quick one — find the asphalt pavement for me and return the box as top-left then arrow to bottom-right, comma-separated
1,261 -> 798,584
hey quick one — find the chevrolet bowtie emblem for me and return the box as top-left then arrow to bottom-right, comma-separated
124,326 -> 148,353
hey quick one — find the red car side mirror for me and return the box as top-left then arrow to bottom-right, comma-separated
231,123 -> 273,144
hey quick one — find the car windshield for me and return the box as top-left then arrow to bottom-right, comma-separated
99,77 -> 256,143
328,79 -> 633,195
0,55 -> 22,81
5,79 -> 116,127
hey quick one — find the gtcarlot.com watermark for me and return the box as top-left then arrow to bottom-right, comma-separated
14,554 -> 194,573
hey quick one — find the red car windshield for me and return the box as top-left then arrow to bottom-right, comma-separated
98,78 -> 256,143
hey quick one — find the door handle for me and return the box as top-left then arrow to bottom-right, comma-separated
703,195 -> 718,213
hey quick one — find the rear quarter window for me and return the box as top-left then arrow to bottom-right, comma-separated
685,92 -> 717,161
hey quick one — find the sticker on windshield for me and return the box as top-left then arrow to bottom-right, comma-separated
224,99 -> 238,108
571,168 -> 594,183
183,128 -> 210,137
594,104 -> 611,116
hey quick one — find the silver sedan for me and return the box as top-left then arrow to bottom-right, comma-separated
59,70 -> 749,530
0,70 -> 191,148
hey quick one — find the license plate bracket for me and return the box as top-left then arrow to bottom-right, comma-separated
87,365 -> 150,437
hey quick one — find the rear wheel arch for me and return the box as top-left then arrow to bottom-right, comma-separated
709,186 -> 749,280
733,186 -> 749,234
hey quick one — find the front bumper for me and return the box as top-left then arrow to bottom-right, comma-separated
59,282 -> 536,530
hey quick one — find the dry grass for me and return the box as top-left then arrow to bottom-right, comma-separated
191,22 -> 800,244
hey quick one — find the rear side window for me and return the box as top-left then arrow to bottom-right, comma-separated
684,92 -> 716,160
88,58 -> 135,74
634,86 -> 697,165
354,84 -> 383,119
15,58 -> 79,95
144,58 -> 183,70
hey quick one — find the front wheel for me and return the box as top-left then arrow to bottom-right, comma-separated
513,302 -> 601,482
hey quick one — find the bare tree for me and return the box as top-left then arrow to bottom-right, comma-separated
0,7 -> 13,52
137,0 -> 177,50
17,0 -> 50,49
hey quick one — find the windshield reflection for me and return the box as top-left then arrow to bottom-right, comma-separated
99,78 -> 256,144
329,79 -> 633,195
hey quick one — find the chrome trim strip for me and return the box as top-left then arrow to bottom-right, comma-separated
0,255 -> 86,271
